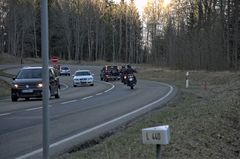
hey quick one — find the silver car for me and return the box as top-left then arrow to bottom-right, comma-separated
73,70 -> 94,87
60,66 -> 71,76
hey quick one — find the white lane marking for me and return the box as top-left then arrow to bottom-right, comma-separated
95,82 -> 114,95
104,82 -> 115,93
16,84 -> 174,159
0,113 -> 11,117
7,116 -> 41,120
0,98 -> 9,102
61,100 -> 78,105
60,83 -> 69,91
81,96 -> 93,100
26,107 -> 42,111
96,93 -> 103,96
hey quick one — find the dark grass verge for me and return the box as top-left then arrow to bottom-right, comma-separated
0,67 -> 16,97
0,68 -> 16,79
0,79 -> 11,97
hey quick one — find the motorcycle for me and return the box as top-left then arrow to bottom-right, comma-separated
126,74 -> 136,89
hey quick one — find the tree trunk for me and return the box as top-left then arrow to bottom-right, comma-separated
125,15 -> 128,62
118,14 -> 123,61
21,29 -> 25,64
33,16 -> 38,58
112,25 -> 116,63
233,0 -> 239,69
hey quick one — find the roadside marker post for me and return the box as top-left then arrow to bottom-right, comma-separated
186,72 -> 189,88
203,81 -> 207,90
142,125 -> 170,159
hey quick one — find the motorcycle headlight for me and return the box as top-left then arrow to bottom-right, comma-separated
37,83 -> 43,88
13,84 -> 18,88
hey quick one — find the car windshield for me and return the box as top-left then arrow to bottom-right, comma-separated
61,67 -> 69,70
16,69 -> 42,79
75,71 -> 90,76
111,66 -> 118,70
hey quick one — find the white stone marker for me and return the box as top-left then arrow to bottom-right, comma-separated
142,125 -> 170,159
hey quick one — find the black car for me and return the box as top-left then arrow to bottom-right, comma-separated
100,65 -> 120,82
11,66 -> 60,101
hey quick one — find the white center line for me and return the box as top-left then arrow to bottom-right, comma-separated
96,93 -> 103,96
82,96 -> 93,100
103,82 -> 115,93
26,107 -> 42,111
61,100 -> 78,105
60,83 -> 69,91
0,99 -> 9,102
0,113 -> 11,117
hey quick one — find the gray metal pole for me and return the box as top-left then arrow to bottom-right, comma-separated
156,144 -> 161,159
41,0 -> 49,158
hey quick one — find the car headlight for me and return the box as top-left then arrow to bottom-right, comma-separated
37,83 -> 43,88
13,84 -> 18,88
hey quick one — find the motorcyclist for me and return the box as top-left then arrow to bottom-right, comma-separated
126,65 -> 137,83
120,65 -> 127,83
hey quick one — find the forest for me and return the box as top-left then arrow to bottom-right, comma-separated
0,0 -> 239,70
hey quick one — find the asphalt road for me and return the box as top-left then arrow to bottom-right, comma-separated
0,65 -> 177,159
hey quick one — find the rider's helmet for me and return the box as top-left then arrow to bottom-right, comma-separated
127,64 -> 131,69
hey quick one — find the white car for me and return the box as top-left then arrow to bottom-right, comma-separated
73,70 -> 94,87
60,66 -> 71,76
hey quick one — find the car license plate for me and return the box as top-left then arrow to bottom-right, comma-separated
22,89 -> 33,93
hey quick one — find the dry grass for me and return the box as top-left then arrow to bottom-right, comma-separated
57,67 -> 240,159
0,53 -> 20,64
0,80 -> 11,97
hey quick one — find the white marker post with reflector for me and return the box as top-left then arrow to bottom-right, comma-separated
186,71 -> 189,88
142,125 -> 170,159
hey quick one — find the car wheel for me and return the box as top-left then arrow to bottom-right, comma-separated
55,88 -> 60,98
91,84 -> 94,86
11,95 -> 18,102
25,97 -> 30,101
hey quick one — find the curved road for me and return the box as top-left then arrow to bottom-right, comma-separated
0,65 -> 177,159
